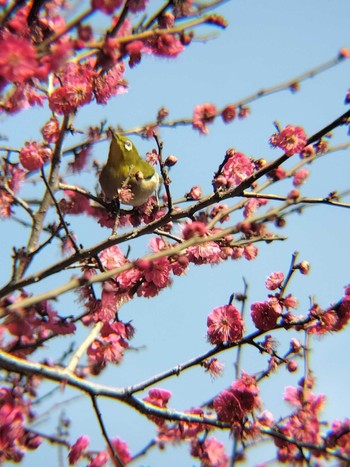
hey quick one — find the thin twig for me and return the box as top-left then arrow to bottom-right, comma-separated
90,395 -> 124,467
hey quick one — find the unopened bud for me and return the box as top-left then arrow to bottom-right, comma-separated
164,155 -> 178,167
288,189 -> 300,200
298,260 -> 310,275
287,360 -> 298,373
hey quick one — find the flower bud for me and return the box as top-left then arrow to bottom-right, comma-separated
164,155 -> 178,167
298,260 -> 310,275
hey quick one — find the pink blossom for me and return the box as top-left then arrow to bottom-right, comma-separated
125,40 -> 144,67
128,0 -> 149,12
88,333 -> 127,366
170,255 -> 189,276
0,33 -> 37,83
258,410 -> 274,427
93,63 -> 127,104
144,258 -> 171,288
243,244 -> 258,260
265,271 -> 284,290
148,34 -> 184,58
192,103 -> 217,134
231,372 -> 261,412
186,241 -> 222,264
0,190 -> 13,218
4,83 -> 45,113
143,388 -> 172,426
19,142 -> 52,171
183,221 -> 207,240
335,294 -> 350,330
6,164 -> 25,193
282,294 -> 298,310
173,408 -> 205,440
231,246 -> 244,259
284,386 -> 325,413
203,358 -> 225,378
109,438 -> 131,464
293,168 -> 309,186
49,63 -> 94,115
41,117 -> 60,144
221,104 -> 236,123
60,191 -> 91,215
270,125 -> 307,156
41,39 -> 73,75
99,245 -> 126,270
207,304 -> 244,344
268,166 -> 287,180
117,266 -> 142,289
137,281 -> 161,298
149,237 -> 167,252
191,437 -> 229,467
92,0 -> 123,14
185,185 -> 202,200
275,408 -> 322,462
251,299 -> 282,331
68,435 -> 89,465
144,388 -> 172,408
214,150 -> 254,188
326,419 -> 350,455
210,204 -> 230,223
243,198 -> 268,218
214,389 -> 244,423
88,451 -> 109,467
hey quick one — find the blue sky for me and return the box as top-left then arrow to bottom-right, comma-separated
1,0 -> 350,465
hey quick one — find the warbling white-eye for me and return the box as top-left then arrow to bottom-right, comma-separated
99,131 -> 159,207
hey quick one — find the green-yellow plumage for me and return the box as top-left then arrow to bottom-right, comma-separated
99,132 -> 159,207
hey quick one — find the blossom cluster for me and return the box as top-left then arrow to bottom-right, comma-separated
0,0 -> 225,115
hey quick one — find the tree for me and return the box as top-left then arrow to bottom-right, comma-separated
0,0 -> 349,465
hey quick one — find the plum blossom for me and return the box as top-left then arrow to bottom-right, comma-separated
41,117 -> 60,144
99,245 -> 126,270
270,125 -> 307,156
221,104 -> 236,123
20,142 -> 52,171
93,63 -> 127,104
243,198 -> 268,218
0,33 -> 38,83
128,0 -> 149,12
203,358 -> 225,378
183,221 -> 207,240
186,241 -> 222,265
214,373 -> 260,424
88,451 -> 109,467
265,271 -> 284,290
293,168 -> 309,187
92,0 -> 123,14
191,437 -> 229,467
68,436 -> 89,465
49,63 -> 94,115
207,304 -> 244,344
109,438 -> 131,464
251,298 -> 282,331
143,388 -> 172,426
192,103 -> 217,134
186,185 -> 202,200
148,34 -> 184,58
213,150 -> 254,189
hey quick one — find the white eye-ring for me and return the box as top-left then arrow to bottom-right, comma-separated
124,140 -> 133,151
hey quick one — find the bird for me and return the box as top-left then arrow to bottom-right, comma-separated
99,131 -> 159,207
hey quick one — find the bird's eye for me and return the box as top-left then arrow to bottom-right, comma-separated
124,140 -> 133,151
